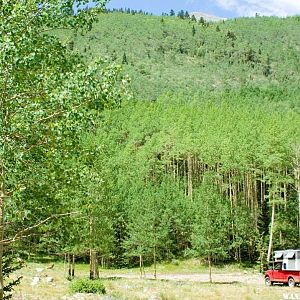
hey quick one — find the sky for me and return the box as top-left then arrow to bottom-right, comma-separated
102,0 -> 300,18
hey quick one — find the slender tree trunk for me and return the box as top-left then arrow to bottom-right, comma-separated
184,160 -> 187,195
208,255 -> 212,283
298,183 -> 300,245
89,249 -> 92,279
254,171 -> 258,230
295,166 -> 300,244
153,246 -> 157,279
89,213 -> 99,280
267,202 -> 275,263
72,254 -> 75,278
90,250 -> 99,279
259,235 -> 264,273
64,253 -> 67,277
187,155 -> 193,198
0,188 -> 4,300
284,168 -> 287,212
142,256 -> 145,277
68,253 -> 71,278
139,254 -> 143,278
0,94 -> 8,300
67,253 -> 75,279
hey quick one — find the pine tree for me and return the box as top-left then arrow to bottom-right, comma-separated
3,252 -> 24,300
177,10 -> 184,19
122,52 -> 128,64
263,55 -> 272,77
199,16 -> 205,25
192,25 -> 196,36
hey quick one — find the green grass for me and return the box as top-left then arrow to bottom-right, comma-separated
10,261 -> 293,300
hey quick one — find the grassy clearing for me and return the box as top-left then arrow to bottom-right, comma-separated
10,261 -> 296,300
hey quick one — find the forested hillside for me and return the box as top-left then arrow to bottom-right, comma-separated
1,6 -> 300,298
61,12 -> 300,107
51,12 -> 300,269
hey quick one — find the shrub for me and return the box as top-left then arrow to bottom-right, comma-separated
70,278 -> 106,294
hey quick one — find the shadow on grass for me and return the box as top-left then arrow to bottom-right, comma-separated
98,276 -> 126,281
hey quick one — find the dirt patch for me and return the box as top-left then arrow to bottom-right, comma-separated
102,272 -> 263,285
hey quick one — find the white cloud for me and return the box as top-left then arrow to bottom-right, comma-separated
216,0 -> 300,17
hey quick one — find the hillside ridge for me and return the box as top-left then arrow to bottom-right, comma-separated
190,11 -> 226,22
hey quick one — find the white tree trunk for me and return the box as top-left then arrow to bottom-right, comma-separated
267,202 -> 275,263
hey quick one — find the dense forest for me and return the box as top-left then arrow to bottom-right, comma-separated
1,2 -> 300,299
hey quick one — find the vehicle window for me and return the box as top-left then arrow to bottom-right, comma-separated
274,263 -> 282,270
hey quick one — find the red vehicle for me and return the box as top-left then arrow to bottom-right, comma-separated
265,262 -> 300,287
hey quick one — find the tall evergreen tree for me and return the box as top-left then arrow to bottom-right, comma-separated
192,25 -> 196,36
177,10 -> 185,19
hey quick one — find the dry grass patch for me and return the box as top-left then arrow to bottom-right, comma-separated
9,262 -> 297,300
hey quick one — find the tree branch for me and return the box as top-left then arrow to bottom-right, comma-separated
0,212 -> 79,245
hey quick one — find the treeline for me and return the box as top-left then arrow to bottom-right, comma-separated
105,8 -> 195,20
106,7 -> 153,16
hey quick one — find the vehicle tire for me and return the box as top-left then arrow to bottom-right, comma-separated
265,276 -> 272,287
288,277 -> 296,287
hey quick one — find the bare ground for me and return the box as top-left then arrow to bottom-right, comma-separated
102,271 -> 262,285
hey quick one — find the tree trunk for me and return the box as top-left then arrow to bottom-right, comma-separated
187,155 -> 193,198
90,249 -> 99,280
68,253 -> 75,279
295,166 -> 300,244
267,202 -> 275,263
0,188 -> 4,300
258,235 -> 264,273
153,246 -> 157,279
72,254 -> 75,278
208,256 -> 212,283
101,256 -> 104,269
139,254 -> 143,278
142,256 -> 145,277
68,253 -> 71,278
64,253 -> 67,277
298,183 -> 300,244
